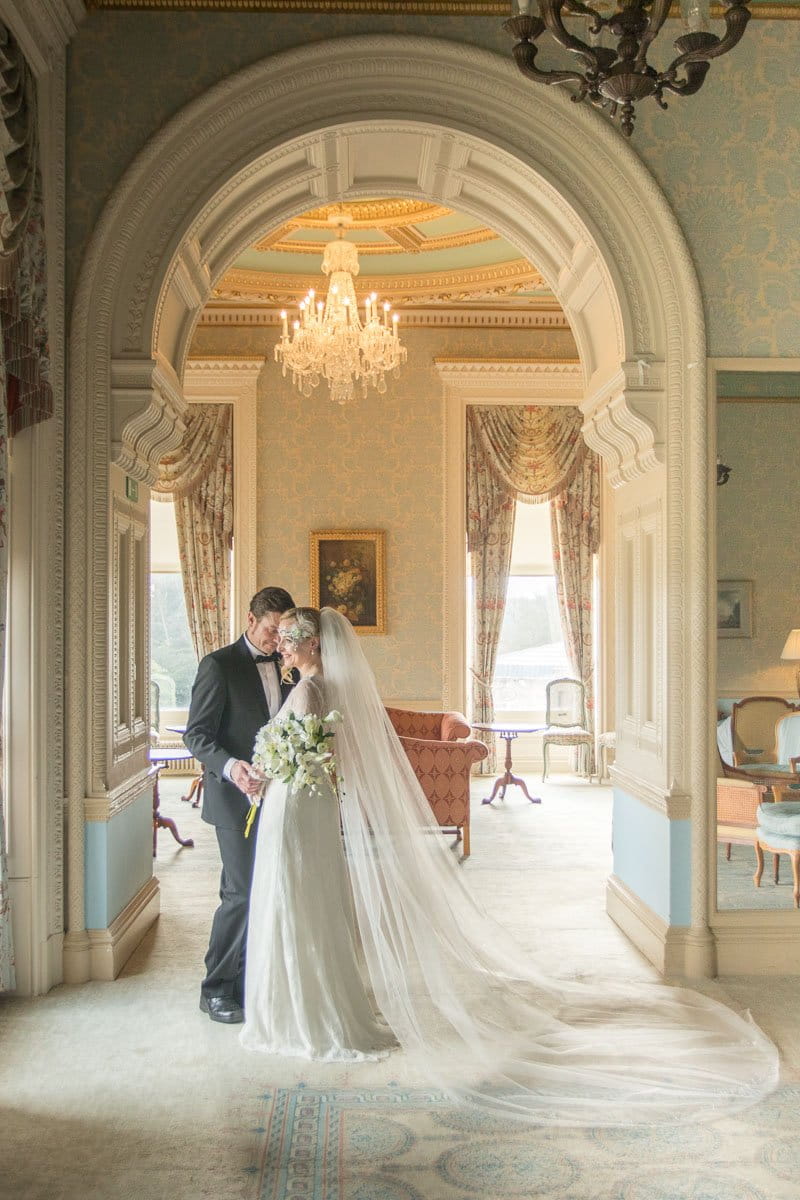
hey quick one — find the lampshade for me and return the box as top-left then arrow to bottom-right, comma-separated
781,630 -> 800,662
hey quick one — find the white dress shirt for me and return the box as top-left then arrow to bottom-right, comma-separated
223,635 -> 281,783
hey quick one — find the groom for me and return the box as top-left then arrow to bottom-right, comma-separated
184,585 -> 296,1023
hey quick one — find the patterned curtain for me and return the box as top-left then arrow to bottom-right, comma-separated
0,24 -> 53,436
550,452 -> 601,774
467,405 -> 599,772
0,345 -> 15,991
466,411 -> 515,771
153,404 -> 233,659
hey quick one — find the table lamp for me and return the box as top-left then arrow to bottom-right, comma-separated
781,629 -> 800,700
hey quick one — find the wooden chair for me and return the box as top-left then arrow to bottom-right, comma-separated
541,677 -> 593,781
730,696 -> 796,768
385,707 -> 487,858
716,777 -> 768,861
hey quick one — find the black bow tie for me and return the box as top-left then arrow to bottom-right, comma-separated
254,653 -> 279,664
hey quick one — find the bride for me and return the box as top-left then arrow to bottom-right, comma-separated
241,606 -> 779,1125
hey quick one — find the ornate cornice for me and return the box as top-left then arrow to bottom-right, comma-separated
214,259 -> 547,304
254,225 -> 500,256
2,0 -> 85,75
198,302 -> 571,329
86,0 -> 800,16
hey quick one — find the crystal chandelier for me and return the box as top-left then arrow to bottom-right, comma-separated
274,217 -> 407,406
504,0 -> 751,137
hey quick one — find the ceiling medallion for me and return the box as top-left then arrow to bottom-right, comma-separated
274,214 -> 407,406
505,0 -> 751,137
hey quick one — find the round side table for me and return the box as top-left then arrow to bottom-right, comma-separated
472,723 -> 544,805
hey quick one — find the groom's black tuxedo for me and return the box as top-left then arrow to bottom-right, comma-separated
184,634 -> 296,1004
184,634 -> 295,830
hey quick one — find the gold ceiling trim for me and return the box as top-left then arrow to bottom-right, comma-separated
274,199 -> 452,230
252,226 -> 500,256
215,259 -> 548,303
197,302 -> 572,328
86,1 -> 800,18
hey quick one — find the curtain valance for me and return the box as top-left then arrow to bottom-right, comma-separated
467,404 -> 587,510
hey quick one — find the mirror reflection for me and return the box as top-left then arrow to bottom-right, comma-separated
716,371 -> 800,910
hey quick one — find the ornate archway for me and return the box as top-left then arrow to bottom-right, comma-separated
64,36 -> 712,985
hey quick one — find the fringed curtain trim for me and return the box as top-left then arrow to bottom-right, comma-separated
466,404 -> 600,772
467,404 -> 587,513
154,404 -> 233,659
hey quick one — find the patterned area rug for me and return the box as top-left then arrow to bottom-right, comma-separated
248,1084 -> 800,1200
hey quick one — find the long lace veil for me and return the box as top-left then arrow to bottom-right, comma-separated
319,607 -> 778,1125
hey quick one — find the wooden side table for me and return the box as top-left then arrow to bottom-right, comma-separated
472,723 -> 544,805
149,747 -> 196,856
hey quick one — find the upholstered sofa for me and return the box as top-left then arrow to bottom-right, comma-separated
385,707 -> 488,858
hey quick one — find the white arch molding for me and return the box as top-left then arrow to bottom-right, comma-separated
65,36 -> 715,985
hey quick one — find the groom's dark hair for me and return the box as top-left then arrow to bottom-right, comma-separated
249,586 -> 295,618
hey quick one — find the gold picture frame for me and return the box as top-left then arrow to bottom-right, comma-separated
310,530 -> 386,636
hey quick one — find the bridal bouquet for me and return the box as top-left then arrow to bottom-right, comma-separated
244,709 -> 342,837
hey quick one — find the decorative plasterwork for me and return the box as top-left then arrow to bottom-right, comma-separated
1,0 -> 85,76
198,302 -> 570,330
67,36 -> 715,978
111,357 -> 187,484
258,199 -> 451,238
85,767 -> 152,822
214,259 -> 547,305
434,358 -> 583,404
85,0 -> 800,15
582,360 -> 665,488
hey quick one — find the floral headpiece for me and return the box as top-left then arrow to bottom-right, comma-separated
280,616 -> 317,648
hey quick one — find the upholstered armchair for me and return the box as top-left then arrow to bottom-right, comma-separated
385,707 -> 488,858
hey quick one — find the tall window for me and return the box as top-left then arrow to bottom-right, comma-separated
150,500 -> 196,719
493,501 -> 570,716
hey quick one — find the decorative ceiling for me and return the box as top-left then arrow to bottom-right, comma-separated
88,1 -> 800,14
207,198 -> 564,328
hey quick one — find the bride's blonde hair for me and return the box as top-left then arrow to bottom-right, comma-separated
280,606 -> 321,645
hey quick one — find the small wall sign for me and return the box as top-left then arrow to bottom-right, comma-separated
125,476 -> 139,503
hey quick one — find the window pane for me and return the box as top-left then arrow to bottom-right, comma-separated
150,573 -> 197,708
493,576 -> 571,713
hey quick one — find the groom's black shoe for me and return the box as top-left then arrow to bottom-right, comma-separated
200,995 -> 244,1024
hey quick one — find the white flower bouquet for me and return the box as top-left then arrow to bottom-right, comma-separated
244,709 -> 342,837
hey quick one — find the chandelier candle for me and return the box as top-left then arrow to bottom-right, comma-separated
274,215 -> 407,406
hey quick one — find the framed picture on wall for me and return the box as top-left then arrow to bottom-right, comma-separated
717,580 -> 753,639
310,530 -> 386,635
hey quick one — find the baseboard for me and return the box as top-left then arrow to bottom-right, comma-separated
606,874 -> 691,975
87,875 -> 160,981
712,915 -> 800,975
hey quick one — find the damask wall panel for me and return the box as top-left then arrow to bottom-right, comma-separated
717,402 -> 800,696
189,326 -> 575,701
66,16 -> 800,360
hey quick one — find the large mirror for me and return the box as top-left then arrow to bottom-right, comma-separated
716,369 -> 800,911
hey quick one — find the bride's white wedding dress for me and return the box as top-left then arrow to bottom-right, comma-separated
241,675 -> 396,1061
241,608 -> 779,1125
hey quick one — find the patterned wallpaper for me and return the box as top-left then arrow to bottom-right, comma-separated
190,324 -> 576,700
717,402 -> 800,695
66,16 -> 800,357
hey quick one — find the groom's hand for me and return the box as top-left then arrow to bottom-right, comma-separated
231,760 -> 263,796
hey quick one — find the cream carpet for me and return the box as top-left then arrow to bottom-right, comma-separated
1,776 -> 798,1199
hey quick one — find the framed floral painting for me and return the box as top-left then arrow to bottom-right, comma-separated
310,530 -> 386,635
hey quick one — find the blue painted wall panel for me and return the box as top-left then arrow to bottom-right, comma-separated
84,787 -> 153,929
612,789 -> 691,927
